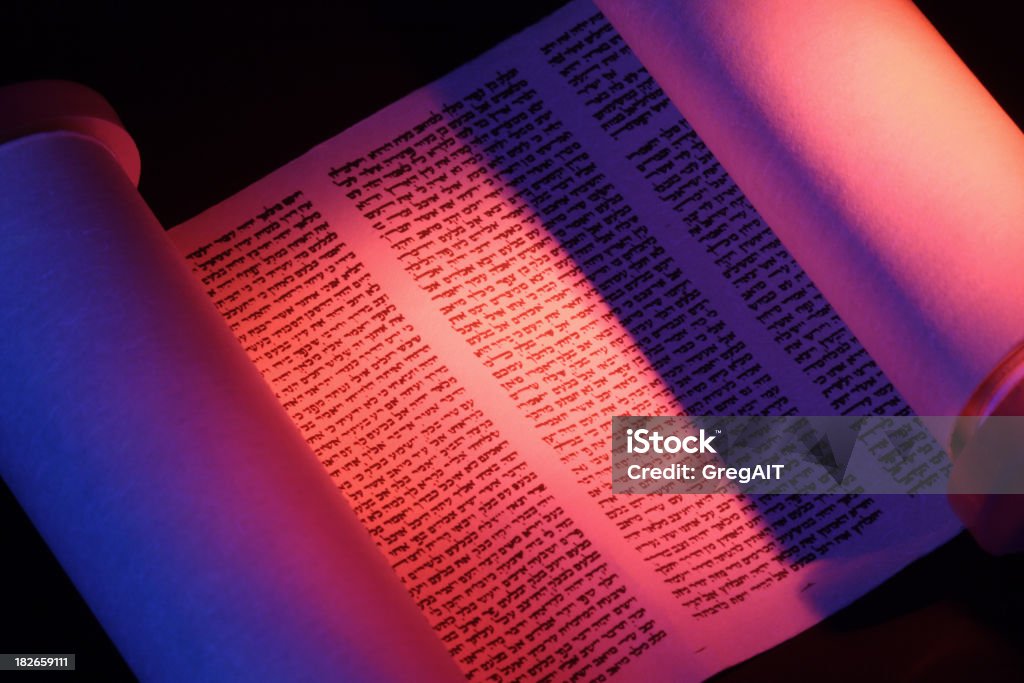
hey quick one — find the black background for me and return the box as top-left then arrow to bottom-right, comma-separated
1,1 -> 1023,679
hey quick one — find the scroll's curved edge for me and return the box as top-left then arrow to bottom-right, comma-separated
0,80 -> 140,185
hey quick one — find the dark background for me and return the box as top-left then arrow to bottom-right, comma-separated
1,1 -> 1022,679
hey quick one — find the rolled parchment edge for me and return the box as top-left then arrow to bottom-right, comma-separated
0,80 -> 140,184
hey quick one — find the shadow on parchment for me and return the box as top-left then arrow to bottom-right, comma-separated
325,27 -> 944,624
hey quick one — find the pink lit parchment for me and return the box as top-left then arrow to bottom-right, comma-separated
169,1 -> 967,678
0,131 -> 462,682
3,0 -> 1003,680
597,0 -> 1024,427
